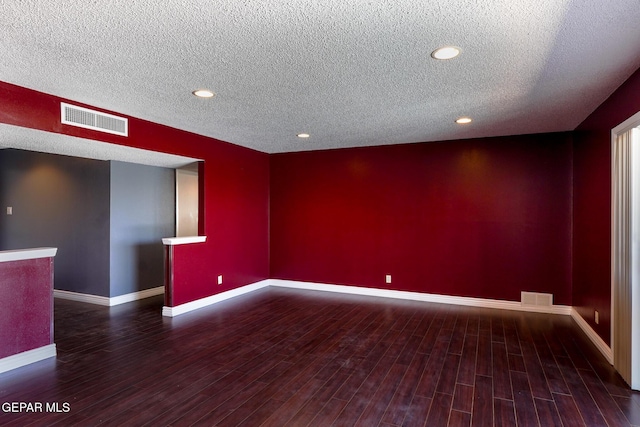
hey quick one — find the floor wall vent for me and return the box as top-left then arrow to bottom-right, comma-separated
61,102 -> 128,137
521,291 -> 553,307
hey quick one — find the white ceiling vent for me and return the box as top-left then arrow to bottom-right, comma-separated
61,103 -> 128,137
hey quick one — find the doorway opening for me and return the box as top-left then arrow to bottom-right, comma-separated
176,162 -> 201,237
611,112 -> 640,390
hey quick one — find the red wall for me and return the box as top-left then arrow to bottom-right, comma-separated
270,133 -> 573,304
0,81 -> 270,306
7,62 -> 640,322
0,257 -> 53,359
573,67 -> 640,345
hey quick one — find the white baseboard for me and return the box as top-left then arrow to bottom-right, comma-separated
163,278 -> 572,317
571,308 -> 613,364
54,289 -> 110,305
110,286 -> 165,306
0,344 -> 57,374
269,279 -> 616,365
54,286 -> 164,307
162,280 -> 271,317
268,279 -> 573,316
158,278 -> 613,366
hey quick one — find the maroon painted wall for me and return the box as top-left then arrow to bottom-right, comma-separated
6,61 -> 640,323
270,133 -> 573,304
0,257 -> 53,359
573,67 -> 640,345
0,81 -> 270,306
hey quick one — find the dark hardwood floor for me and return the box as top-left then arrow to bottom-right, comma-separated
1,287 -> 639,426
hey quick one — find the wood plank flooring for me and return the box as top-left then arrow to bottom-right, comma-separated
1,287 -> 639,426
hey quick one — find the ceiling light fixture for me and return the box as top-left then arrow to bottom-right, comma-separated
192,89 -> 215,98
456,117 -> 472,124
431,46 -> 461,60
297,133 -> 310,138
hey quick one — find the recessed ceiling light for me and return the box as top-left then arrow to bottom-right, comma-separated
456,117 -> 472,124
192,89 -> 215,98
431,46 -> 461,60
297,133 -> 310,138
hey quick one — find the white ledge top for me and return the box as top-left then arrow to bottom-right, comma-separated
0,247 -> 58,263
162,236 -> 207,246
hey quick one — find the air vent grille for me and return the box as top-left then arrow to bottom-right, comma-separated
61,102 -> 128,136
521,291 -> 553,307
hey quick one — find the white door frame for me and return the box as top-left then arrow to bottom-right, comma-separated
611,111 -> 640,390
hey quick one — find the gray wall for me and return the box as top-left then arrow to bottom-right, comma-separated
0,150 -> 175,298
0,149 -> 111,296
110,161 -> 175,297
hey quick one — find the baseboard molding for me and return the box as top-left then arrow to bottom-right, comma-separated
571,308 -> 614,364
0,344 -> 57,374
271,279 -> 620,363
110,286 -> 165,306
159,278 -> 616,366
54,286 -> 164,307
268,279 -> 573,316
162,280 -> 271,317
54,289 -> 110,305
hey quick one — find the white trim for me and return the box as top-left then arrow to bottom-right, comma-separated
159,278 -> 615,365
612,110 -> 640,135
163,279 -> 573,317
611,126 -> 617,380
272,280 -> 619,362
162,280 -> 270,317
110,286 -> 165,306
54,286 -> 164,307
162,236 -> 207,246
0,247 -> 57,263
0,344 -> 57,374
54,289 -> 110,305
571,308 -> 614,364
611,115 -> 640,389
268,279 -> 572,315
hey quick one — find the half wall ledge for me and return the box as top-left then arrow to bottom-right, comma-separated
0,247 -> 58,262
162,236 -> 207,245
0,247 -> 58,373
162,236 -> 207,307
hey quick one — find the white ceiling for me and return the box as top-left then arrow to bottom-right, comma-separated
2,0 -> 640,154
0,124 -> 199,169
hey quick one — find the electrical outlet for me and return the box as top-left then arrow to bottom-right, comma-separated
6,207 -> 12,215
595,310 -> 599,324
217,275 -> 223,285
385,275 -> 392,284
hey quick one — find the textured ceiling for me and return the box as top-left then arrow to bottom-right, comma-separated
0,124 -> 199,168
2,0 -> 640,154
